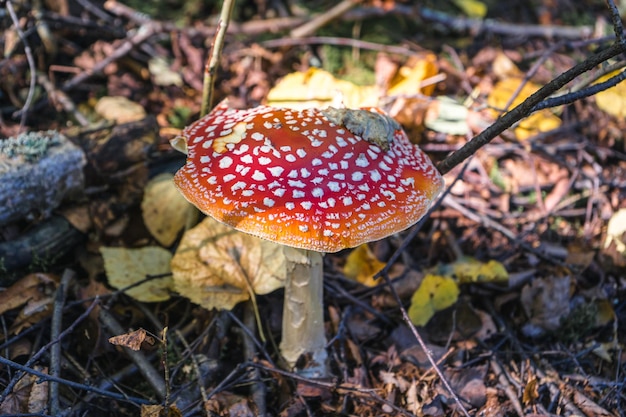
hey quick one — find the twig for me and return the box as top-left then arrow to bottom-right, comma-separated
175,330 -> 209,416
372,160 -> 473,417
533,68 -> 626,111
201,0 -> 236,117
606,0 -> 625,44
49,269 -> 74,415
261,36 -> 418,56
5,0 -> 37,129
37,73 -> 90,126
242,301 -> 268,417
418,6 -> 594,39
437,41 -> 626,175
441,195 -> 567,266
0,299 -> 99,402
290,0 -> 362,39
61,22 -> 160,91
490,359 -> 524,417
0,354 -> 152,405
99,308 -> 167,400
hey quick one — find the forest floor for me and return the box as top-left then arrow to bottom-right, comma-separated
0,0 -> 625,416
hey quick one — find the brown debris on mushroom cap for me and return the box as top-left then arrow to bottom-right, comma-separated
172,101 -> 444,253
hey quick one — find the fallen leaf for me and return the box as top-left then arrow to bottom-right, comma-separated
452,0 -> 488,18
602,208 -> 626,269
424,96 -> 470,136
408,274 -> 460,326
594,69 -> 626,118
95,96 -> 146,124
148,56 -> 183,87
387,54 -> 438,97
0,273 -> 59,315
171,217 -> 287,311
343,244 -> 385,287
520,275 -> 571,337
488,78 -> 561,140
450,256 -> 509,283
109,328 -> 155,351
100,246 -> 173,302
266,67 -> 378,109
141,173 -> 194,246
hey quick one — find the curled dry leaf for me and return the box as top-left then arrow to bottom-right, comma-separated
171,216 -> 287,311
109,328 -> 155,351
100,246 -> 173,302
141,173 -> 194,246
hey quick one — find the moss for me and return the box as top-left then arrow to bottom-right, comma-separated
0,131 -> 61,162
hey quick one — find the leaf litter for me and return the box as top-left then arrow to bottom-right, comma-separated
0,1 -> 624,416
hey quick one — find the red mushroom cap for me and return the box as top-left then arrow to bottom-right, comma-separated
172,102 -> 444,253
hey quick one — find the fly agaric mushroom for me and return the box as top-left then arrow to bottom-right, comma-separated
171,101 -> 444,375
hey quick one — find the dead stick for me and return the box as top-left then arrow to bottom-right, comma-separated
290,0 -> 361,39
62,22 -> 159,91
201,0 -> 236,117
437,41 -> 625,175
49,269 -> 74,415
5,0 -> 37,128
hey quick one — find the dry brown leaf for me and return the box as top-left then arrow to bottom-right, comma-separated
100,246 -> 173,302
0,273 -> 59,315
141,173 -> 194,246
27,366 -> 48,414
520,275 -> 571,337
171,217 -> 287,311
109,328 -> 155,351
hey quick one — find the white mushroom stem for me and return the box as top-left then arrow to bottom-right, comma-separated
280,248 -> 328,377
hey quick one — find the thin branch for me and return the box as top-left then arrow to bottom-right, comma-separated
261,36 -> 418,56
606,0 -> 625,44
201,0 -> 236,117
5,0 -> 37,129
1,299 -> 100,402
437,41 -> 625,175
533,68 -> 626,111
49,269 -> 75,415
290,0 -> 362,39
0,354 -> 152,405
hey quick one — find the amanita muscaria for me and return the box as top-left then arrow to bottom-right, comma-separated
171,101 -> 444,376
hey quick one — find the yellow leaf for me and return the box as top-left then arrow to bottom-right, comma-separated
408,274 -> 459,326
594,70 -> 626,118
452,0 -> 488,18
141,173 -> 194,246
343,244 -> 385,287
451,256 -> 509,283
266,67 -> 378,109
100,246 -> 173,302
387,54 -> 438,97
487,78 -> 561,140
171,217 -> 287,311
